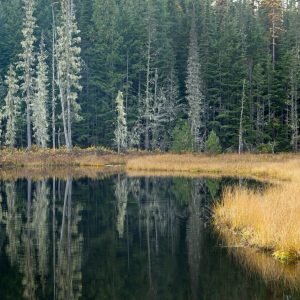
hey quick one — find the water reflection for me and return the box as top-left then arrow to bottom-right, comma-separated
0,178 -> 83,300
218,227 -> 300,293
0,175 -> 298,299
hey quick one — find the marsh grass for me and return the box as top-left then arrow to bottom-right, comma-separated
214,181 -> 300,262
126,153 -> 297,180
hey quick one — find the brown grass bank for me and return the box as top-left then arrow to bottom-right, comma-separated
0,147 -> 126,168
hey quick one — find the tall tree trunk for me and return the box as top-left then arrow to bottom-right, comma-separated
52,4 -> 56,149
239,80 -> 246,154
145,25 -> 151,151
26,88 -> 32,149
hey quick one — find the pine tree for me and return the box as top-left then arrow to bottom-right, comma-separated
17,0 -> 37,149
32,35 -> 49,148
2,64 -> 20,148
56,0 -> 82,150
186,5 -> 205,151
114,91 -> 127,153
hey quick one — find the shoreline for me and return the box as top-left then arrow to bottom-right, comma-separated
1,150 -> 300,261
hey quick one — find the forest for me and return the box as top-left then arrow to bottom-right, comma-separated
0,0 -> 299,153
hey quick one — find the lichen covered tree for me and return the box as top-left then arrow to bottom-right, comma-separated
17,0 -> 37,149
32,36 -> 49,148
114,91 -> 127,153
56,0 -> 82,150
2,65 -> 20,147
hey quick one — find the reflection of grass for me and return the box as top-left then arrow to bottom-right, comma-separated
217,226 -> 300,291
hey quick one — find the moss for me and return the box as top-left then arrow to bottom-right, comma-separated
272,250 -> 299,263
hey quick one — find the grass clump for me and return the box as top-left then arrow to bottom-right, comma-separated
214,181 -> 300,263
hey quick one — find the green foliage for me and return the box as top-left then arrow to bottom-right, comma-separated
205,130 -> 222,155
0,0 -> 299,152
171,120 -> 193,153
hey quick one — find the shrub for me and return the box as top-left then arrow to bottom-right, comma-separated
205,130 -> 222,154
171,120 -> 193,153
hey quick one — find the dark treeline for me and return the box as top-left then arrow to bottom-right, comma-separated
0,0 -> 299,153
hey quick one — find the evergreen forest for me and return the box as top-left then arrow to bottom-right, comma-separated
0,0 -> 300,153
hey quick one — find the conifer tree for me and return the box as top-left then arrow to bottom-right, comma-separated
56,0 -> 82,150
2,65 -> 20,148
186,5 -> 205,151
114,91 -> 127,153
261,0 -> 283,70
18,0 -> 37,149
32,36 -> 49,148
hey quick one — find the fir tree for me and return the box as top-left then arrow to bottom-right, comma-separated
32,35 -> 49,148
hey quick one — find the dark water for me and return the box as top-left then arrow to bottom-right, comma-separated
0,175 -> 299,300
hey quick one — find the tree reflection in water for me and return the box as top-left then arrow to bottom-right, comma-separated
0,177 -> 82,300
0,175 -> 299,300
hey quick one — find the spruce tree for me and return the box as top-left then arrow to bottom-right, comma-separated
32,36 -> 49,148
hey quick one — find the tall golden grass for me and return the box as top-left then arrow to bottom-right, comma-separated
126,153 -> 298,180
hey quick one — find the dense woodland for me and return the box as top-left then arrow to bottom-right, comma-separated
0,0 -> 300,153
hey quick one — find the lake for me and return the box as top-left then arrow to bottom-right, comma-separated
0,174 -> 299,299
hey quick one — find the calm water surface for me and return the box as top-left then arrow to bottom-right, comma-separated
0,175 -> 299,299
